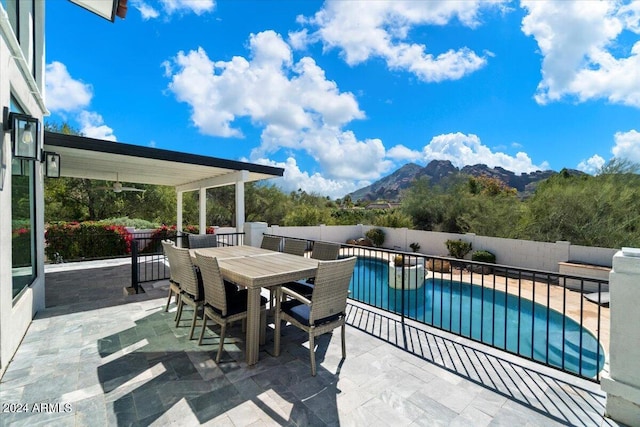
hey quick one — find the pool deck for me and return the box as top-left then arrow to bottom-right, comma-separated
0,265 -> 620,426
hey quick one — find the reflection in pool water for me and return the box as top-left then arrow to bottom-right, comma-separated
348,257 -> 605,378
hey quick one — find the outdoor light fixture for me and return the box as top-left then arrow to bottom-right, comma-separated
69,0 -> 128,22
3,107 -> 40,161
44,152 -> 61,178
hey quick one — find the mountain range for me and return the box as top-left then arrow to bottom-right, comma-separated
347,160 -> 581,202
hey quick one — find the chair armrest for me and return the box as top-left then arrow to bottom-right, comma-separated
280,286 -> 312,306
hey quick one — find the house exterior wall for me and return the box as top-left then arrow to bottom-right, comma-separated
0,1 -> 47,378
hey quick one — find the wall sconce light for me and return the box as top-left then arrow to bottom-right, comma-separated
3,107 -> 40,161
44,152 -> 61,178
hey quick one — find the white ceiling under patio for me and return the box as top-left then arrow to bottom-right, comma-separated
43,131 -> 284,189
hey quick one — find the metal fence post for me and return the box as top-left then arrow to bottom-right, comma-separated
131,239 -> 139,294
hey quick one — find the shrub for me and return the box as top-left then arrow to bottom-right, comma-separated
45,222 -> 132,262
409,242 -> 421,252
143,224 -> 216,253
427,258 -> 452,273
101,217 -> 160,229
365,228 -> 385,247
472,250 -> 496,264
445,239 -> 472,259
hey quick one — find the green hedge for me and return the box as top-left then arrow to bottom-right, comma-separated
471,250 -> 496,264
45,222 -> 217,261
45,222 -> 132,262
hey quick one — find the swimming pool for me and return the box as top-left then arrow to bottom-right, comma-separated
348,257 -> 605,378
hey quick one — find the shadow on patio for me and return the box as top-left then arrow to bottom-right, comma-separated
0,277 -> 619,426
95,307 -> 341,425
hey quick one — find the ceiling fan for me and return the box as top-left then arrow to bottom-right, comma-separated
98,173 -> 146,193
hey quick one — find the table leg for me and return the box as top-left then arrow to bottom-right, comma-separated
246,286 -> 261,366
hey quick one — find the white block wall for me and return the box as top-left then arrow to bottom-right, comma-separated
252,224 -> 619,272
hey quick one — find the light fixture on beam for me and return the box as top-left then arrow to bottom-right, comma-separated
68,0 -> 128,22
44,152 -> 61,178
3,107 -> 40,161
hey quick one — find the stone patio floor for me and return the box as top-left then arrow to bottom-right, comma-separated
0,279 -> 622,426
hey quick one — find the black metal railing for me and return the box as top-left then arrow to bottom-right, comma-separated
337,244 -> 608,382
263,235 -> 608,383
131,232 -> 245,293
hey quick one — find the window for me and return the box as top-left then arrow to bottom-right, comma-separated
2,0 -> 18,43
10,99 -> 37,299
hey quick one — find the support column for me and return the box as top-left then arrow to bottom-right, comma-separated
244,222 -> 268,247
199,187 -> 206,234
601,249 -> 640,426
176,190 -> 183,247
235,171 -> 248,233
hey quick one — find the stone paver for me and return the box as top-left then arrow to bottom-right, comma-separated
0,278 -> 620,427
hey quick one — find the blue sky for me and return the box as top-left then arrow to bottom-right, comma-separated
45,0 -> 640,198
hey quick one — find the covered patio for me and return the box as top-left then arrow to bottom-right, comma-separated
0,272 -> 617,426
43,131 -> 284,234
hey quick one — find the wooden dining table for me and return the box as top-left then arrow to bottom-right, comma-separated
190,245 -> 319,366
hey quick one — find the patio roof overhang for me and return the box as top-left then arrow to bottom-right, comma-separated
43,131 -> 284,190
43,131 -> 284,233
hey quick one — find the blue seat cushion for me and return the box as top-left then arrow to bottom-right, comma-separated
282,280 -> 314,298
208,289 -> 267,318
281,299 -> 342,326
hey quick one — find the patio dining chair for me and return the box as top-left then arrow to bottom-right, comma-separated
281,241 -> 341,298
194,251 -> 268,362
161,240 -> 182,314
283,238 -> 307,256
169,244 -> 205,340
274,256 -> 357,376
260,235 -> 282,251
188,233 -> 218,249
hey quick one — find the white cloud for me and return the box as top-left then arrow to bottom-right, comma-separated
387,144 -> 422,162
77,111 -> 117,141
421,132 -> 547,173
133,1 -> 160,20
165,30 -> 394,181
45,62 -> 117,141
521,0 -> 640,107
131,0 -> 214,19
45,62 -> 92,112
253,157 -> 366,199
577,154 -> 606,174
612,129 -> 640,163
295,0 -> 507,82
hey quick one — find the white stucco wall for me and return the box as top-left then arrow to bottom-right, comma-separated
0,1 -> 47,378
257,224 -> 619,273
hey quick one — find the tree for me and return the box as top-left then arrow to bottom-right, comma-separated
455,176 -> 522,238
520,169 -> 640,247
401,177 -> 445,230
373,209 -> 413,228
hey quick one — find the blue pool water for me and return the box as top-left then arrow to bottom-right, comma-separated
348,257 -> 605,378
